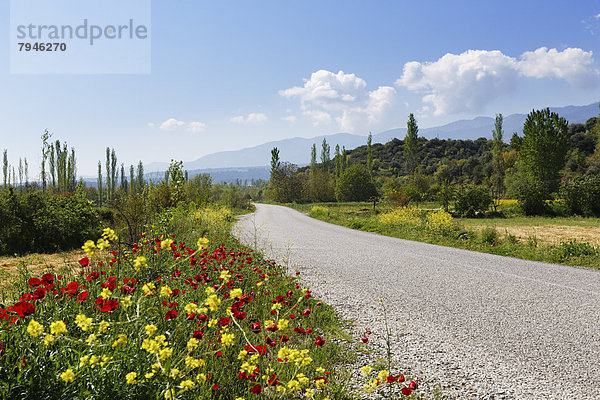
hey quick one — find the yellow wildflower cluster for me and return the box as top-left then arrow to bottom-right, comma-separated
277,346 -> 312,367
125,372 -> 137,385
220,333 -> 235,347
112,334 -> 127,348
60,368 -> 75,383
378,206 -> 421,227
75,314 -> 93,331
50,321 -> 67,336
134,256 -> 148,269
184,356 -> 205,369
160,238 -> 174,249
142,334 -> 170,360
27,319 -> 44,337
205,294 -> 221,311
426,209 -> 455,234
197,237 -> 209,250
160,285 -> 173,297
142,282 -> 156,296
145,324 -> 158,337
230,288 -> 243,299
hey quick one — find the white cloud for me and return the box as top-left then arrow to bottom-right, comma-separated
397,47 -> 600,115
282,115 -> 297,124
518,47 -> 600,88
187,121 -> 206,133
595,13 -> 600,19
280,69 -> 396,132
160,118 -> 186,131
230,112 -> 268,124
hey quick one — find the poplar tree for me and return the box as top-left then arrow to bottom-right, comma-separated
367,132 -> 373,173
320,139 -> 330,173
491,114 -> 504,200
2,149 -> 7,187
405,113 -> 419,177
97,161 -> 103,205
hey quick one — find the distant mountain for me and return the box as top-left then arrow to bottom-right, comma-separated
142,102 -> 598,181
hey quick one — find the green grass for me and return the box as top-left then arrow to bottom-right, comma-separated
286,202 -> 600,269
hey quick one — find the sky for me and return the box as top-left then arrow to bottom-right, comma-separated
2,1 -> 600,177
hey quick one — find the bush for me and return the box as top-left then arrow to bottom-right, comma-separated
480,227 -> 499,245
560,175 -> 600,216
0,185 -> 102,255
553,240 -> 598,261
335,164 -> 378,202
378,206 -> 421,227
512,177 -> 548,216
425,210 -> 455,235
454,185 -> 492,217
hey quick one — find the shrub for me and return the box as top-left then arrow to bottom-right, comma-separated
425,210 -> 455,235
513,178 -> 548,216
553,240 -> 597,260
480,227 -> 499,245
335,164 -> 378,202
454,185 -> 492,217
378,206 -> 421,227
309,206 -> 329,218
560,175 -> 600,216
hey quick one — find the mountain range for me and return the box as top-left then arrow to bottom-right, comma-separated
143,102 -> 599,183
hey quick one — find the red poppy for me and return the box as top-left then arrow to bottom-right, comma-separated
264,336 -> 276,347
211,384 -> 219,390
396,374 -> 405,382
251,322 -> 261,333
165,310 -> 178,320
28,278 -> 42,287
12,302 -> 34,317
41,273 -> 53,285
266,324 -> 278,332
314,336 -> 325,347
361,337 -> 369,343
302,308 -> 311,317
193,330 -> 204,340
244,344 -> 267,355
250,384 -> 262,394
65,282 -> 79,295
78,257 -> 89,267
294,327 -> 305,334
409,381 -> 418,390
33,287 -> 46,300
401,387 -> 413,396
233,311 -> 247,320
77,291 -> 89,303
386,375 -> 396,383
100,299 -> 119,312
217,317 -> 230,326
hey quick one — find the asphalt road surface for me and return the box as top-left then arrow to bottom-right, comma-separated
234,204 -> 600,399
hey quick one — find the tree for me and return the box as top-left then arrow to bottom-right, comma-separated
2,149 -> 7,187
136,161 -> 145,193
105,147 -> 111,200
310,144 -> 317,176
40,130 -> 51,191
367,132 -> 373,173
97,161 -> 103,205
405,113 -> 419,177
334,144 -> 342,179
521,108 -> 568,194
270,147 -> 280,174
320,139 -> 331,173
491,113 -> 505,203
335,164 -> 378,202
269,162 -> 306,203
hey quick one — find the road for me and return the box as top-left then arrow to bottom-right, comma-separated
234,204 -> 600,399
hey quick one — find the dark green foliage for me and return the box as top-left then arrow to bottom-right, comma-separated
560,175 -> 600,216
0,185 -> 102,255
269,162 -> 306,203
335,164 -> 378,202
454,185 -> 492,217
184,173 -> 213,205
405,113 -> 419,176
512,176 -> 548,216
480,227 -> 499,245
554,240 -> 597,261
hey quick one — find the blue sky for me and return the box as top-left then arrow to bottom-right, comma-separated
2,1 -> 600,176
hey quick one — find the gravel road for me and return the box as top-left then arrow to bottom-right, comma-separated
234,204 -> 600,399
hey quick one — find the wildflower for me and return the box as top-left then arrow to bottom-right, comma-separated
361,365 -> 373,376
100,288 -> 112,299
164,389 -> 176,400
112,334 -> 127,348
125,372 -> 137,385
277,319 -> 289,331
142,339 -> 161,354
271,303 -> 282,311
181,379 -> 196,391
316,366 -> 325,374
102,227 -> 118,242
134,256 -> 148,269
287,380 -> 300,391
170,368 -> 180,379
122,296 -> 133,308
184,303 -> 199,314
197,237 -> 209,250
75,314 -> 93,331
160,285 -> 173,297
60,368 -> 75,383
145,324 -> 158,337
205,287 -> 215,295
142,282 -> 156,296
220,270 -> 231,281
187,337 -> 199,352
315,377 -> 327,389
79,355 -> 89,367
377,369 -> 389,380
314,336 -> 325,346
82,240 -> 96,257
145,372 -> 155,379
50,321 -> 67,336
98,320 -> 109,333
100,355 -> 112,367
240,362 -> 256,374
250,384 -> 262,394
96,238 -> 110,251
220,333 -> 235,347
205,294 -> 221,311
305,388 -> 315,399
43,334 -> 55,345
159,347 -> 173,361
185,356 -> 204,369
196,373 -> 208,382
237,350 -> 248,360
27,319 -> 44,337
160,239 -> 174,249
230,288 -> 243,299
89,355 -> 99,368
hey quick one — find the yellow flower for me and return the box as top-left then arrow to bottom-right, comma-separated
361,365 -> 373,376
377,369 -> 389,380
122,296 -> 133,308
159,347 -> 173,361
145,372 -> 155,379
237,350 -> 248,360
197,237 -> 209,250
185,356 -> 205,369
112,334 -> 127,348
89,355 -> 99,368
160,285 -> 173,297
151,363 -> 161,372
184,302 -> 199,314
49,321 -> 67,336
96,238 -> 110,251
315,377 -> 327,389
170,368 -> 180,379
82,240 -> 96,257
220,333 -> 235,347
196,373 -> 208,382
142,282 -> 156,296
134,256 -> 148,269
86,334 -> 97,345
305,388 -> 315,399
125,372 -> 137,385
43,334 -> 55,345
271,303 -> 282,311
230,288 -> 243,299
160,238 -> 174,249
187,337 -> 199,352
205,286 -> 215,295
142,339 -> 161,354
98,320 -> 109,333
181,379 -> 195,391
75,314 -> 93,331
145,324 -> 158,337
277,319 -> 289,331
163,389 -> 175,400
316,366 -> 325,374
100,355 -> 112,367
234,398 -> 245,400
60,368 -> 75,383
287,379 -> 300,391
208,319 -> 217,328
220,270 -> 231,281
256,281 -> 263,287
277,385 -> 286,394
27,319 -> 44,337
296,373 -> 309,385
102,227 -> 118,242
100,288 -> 112,299
79,355 -> 89,367
205,294 -> 221,311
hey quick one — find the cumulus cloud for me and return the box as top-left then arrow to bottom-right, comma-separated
397,47 -> 600,115
282,115 -> 297,124
187,121 -> 206,133
154,118 -> 206,133
160,118 -> 186,131
230,113 -> 268,124
280,70 -> 396,131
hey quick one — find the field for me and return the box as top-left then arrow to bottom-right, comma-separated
287,202 -> 600,269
